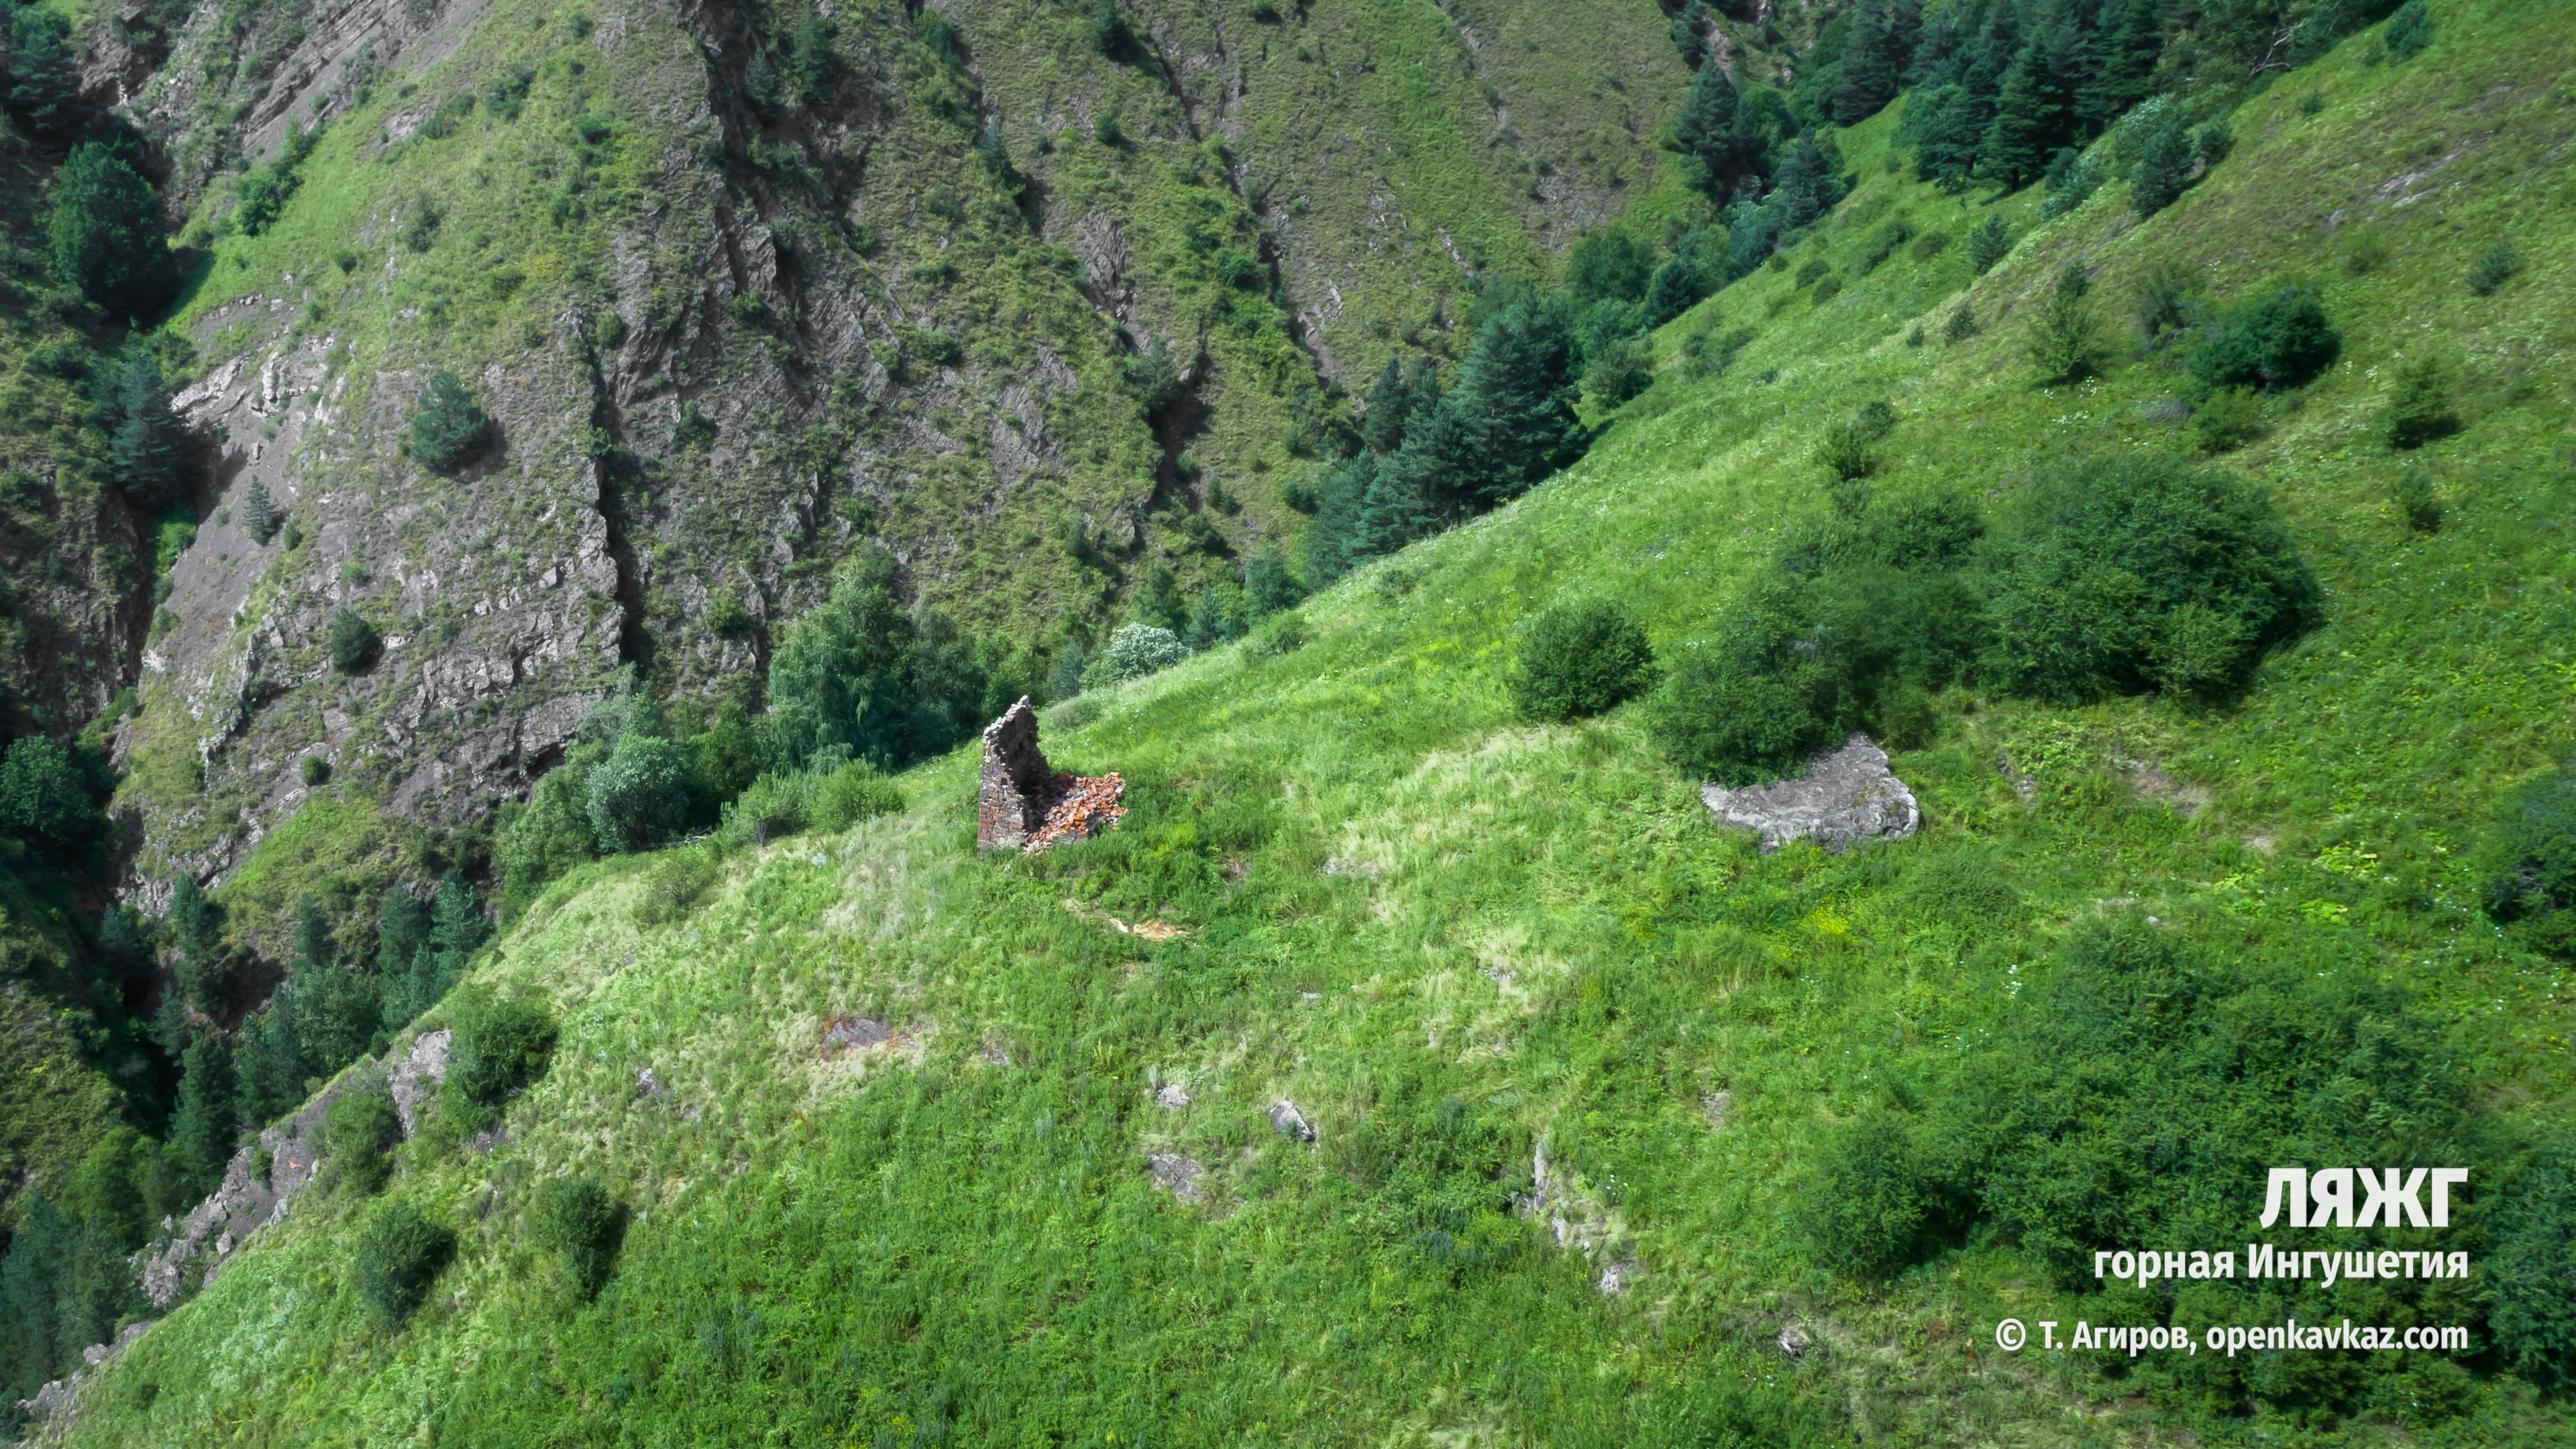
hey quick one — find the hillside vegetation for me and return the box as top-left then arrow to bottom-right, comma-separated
6,0 -> 2569,1444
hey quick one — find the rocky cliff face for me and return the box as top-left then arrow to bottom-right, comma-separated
90,0 -> 1697,894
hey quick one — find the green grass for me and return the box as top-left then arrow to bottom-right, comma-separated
50,3 -> 2576,1445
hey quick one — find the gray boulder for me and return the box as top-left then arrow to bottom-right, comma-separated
1699,734 -> 1921,853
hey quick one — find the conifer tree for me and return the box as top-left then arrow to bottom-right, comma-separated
427,871 -> 488,1004
1134,565 -> 1188,633
409,371 -> 490,473
239,1000 -> 305,1126
1887,0 -> 1926,84
1672,59 -> 1749,196
2081,0 -> 2165,129
1302,455 -> 1375,585
7,6 -> 80,142
171,1035 -> 239,1199
1763,132 -> 1846,231
1364,405 -> 1464,553
1645,251 -> 1705,328
1443,302 -> 1582,512
1668,0 -> 1709,70
1966,213 -> 2015,274
243,478 -> 280,546
167,875 -> 230,1032
376,883 -> 429,1026
1979,19 -> 2083,191
1832,0 -> 1899,125
2129,109 -> 2192,216
1361,356 -> 1434,456
104,345 -> 182,503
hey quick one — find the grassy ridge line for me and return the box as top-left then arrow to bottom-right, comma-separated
50,3 -> 2576,1444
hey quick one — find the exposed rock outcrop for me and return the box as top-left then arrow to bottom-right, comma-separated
1699,734 -> 1921,853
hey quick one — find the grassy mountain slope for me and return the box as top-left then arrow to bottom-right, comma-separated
33,1 -> 2576,1445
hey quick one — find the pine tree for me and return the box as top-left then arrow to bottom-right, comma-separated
409,371 -> 490,472
2027,264 -> 2108,384
1966,213 -> 2015,273
1244,550 -> 1306,617
1364,405 -> 1463,554
376,883 -> 430,1027
1361,356 -> 1434,456
106,345 -> 182,500
168,875 -> 230,1025
291,898 -> 378,1076
426,871 -> 488,1006
2081,0 -> 2165,129
1645,251 -> 1705,328
50,144 -> 170,317
1887,0 -> 1927,85
243,478 -> 279,546
1832,0 -> 1898,125
1668,0 -> 1709,70
1443,302 -> 1582,511
1134,565 -> 1188,633
7,6 -> 80,141
1763,131 -> 1847,231
2130,109 -> 2192,217
239,1000 -> 305,1126
170,1035 -> 240,1199
1672,58 -> 1748,196
1979,19 -> 2083,191
1302,455 -> 1375,585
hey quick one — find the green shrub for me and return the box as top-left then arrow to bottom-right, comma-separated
1898,853 -> 2023,922
719,771 -> 810,847
329,607 -> 379,672
2025,264 -> 2106,384
409,371 -> 489,472
1509,601 -> 1656,722
1907,229 -> 1951,262
441,996 -> 557,1135
1983,453 -> 2320,702
351,1200 -> 454,1330
324,1084 -> 400,1196
810,759 -> 903,832
2484,768 -> 2576,957
531,1177 -> 623,1299
496,769 -> 597,924
1645,580 -> 1841,785
1797,1112 -> 1937,1279
1815,402 -> 1892,486
2193,386 -> 2265,453
1792,258 -> 1830,289
586,733 -> 690,853
2490,1146 -> 2576,1385
633,849 -> 719,927
2131,262 -> 2199,345
2188,286 -> 2340,391
300,755 -> 329,787
2339,225 -> 2392,275
2466,238 -> 2520,296
1097,624 -> 1187,683
2390,468 -> 2443,533
1941,304 -> 1976,344
1964,214 -> 2012,274
2383,354 -> 2461,449
50,142 -> 171,316
1809,274 -> 1842,305
2384,0 -> 2433,62
1582,337 -> 1652,411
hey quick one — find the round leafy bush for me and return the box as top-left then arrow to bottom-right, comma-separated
584,734 -> 690,853
718,770 -> 809,847
299,755 -> 331,787
1509,600 -> 1656,722
2188,286 -> 2341,391
531,1177 -> 622,1299
1644,580 -> 1841,786
1097,624 -> 1187,684
1982,454 -> 2320,702
2383,354 -> 2461,449
441,996 -> 557,1135
2484,768 -> 2576,957
352,1199 -> 455,1330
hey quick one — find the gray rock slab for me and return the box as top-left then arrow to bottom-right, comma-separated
1699,734 -> 1921,853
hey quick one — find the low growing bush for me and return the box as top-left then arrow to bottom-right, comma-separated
324,1083 -> 400,1197
2384,354 -> 2461,449
531,1177 -> 622,1299
2484,767 -> 2576,958
2189,286 -> 2340,392
441,995 -> 557,1135
352,1199 -> 455,1330
1510,600 -> 1656,722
